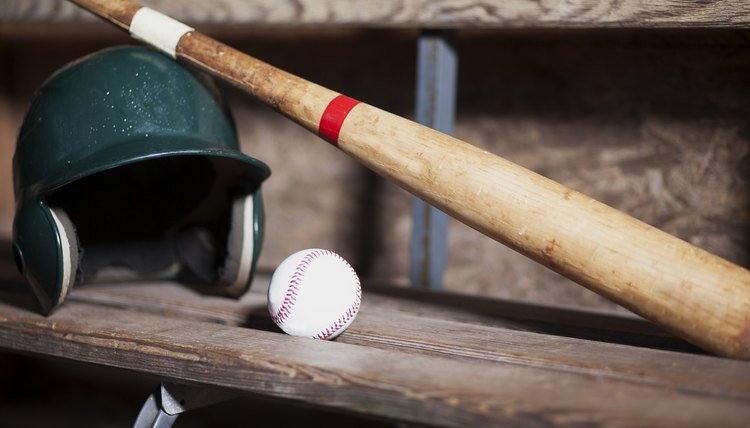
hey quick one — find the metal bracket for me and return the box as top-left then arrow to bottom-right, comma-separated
133,382 -> 238,427
410,29 -> 458,290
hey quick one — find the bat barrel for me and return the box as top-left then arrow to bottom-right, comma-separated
340,105 -> 750,358
70,0 -> 750,359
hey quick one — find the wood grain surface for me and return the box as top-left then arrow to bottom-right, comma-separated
3,0 -> 750,28
1,276 -> 749,426
67,279 -> 750,397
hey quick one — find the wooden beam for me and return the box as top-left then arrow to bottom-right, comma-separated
2,0 -> 750,28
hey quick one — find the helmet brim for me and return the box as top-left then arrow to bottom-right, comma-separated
29,135 -> 270,199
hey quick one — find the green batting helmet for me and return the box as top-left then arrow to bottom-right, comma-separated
12,46 -> 271,314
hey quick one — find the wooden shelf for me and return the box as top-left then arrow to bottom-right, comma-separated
2,0 -> 749,28
1,269 -> 748,426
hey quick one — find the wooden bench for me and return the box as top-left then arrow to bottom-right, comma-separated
1,250 -> 748,427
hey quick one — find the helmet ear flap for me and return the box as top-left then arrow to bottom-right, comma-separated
219,191 -> 263,297
12,201 -> 79,315
49,207 -> 80,304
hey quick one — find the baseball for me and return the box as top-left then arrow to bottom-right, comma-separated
268,249 -> 362,340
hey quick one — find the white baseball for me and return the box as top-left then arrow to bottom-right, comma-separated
268,249 -> 361,340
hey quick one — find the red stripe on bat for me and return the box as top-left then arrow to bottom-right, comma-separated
318,95 -> 361,146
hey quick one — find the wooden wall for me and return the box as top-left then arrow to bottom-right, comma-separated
1,22 -> 748,312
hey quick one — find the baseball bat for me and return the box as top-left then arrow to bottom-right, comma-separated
69,0 -> 750,359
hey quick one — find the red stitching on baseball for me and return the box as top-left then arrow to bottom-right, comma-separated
272,250 -> 342,327
315,264 -> 361,340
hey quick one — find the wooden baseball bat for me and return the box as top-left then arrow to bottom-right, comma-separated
69,0 -> 750,359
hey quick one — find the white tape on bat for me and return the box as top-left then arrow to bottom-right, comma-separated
129,7 -> 193,58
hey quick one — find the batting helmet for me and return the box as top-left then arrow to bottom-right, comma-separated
12,46 -> 270,314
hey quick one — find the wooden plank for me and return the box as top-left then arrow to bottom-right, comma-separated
0,256 -> 742,396
2,255 -> 749,423
0,290 -> 748,427
62,280 -> 750,401
69,276 -> 673,341
1,0 -> 750,28
67,275 -> 691,353
0,245 -> 711,352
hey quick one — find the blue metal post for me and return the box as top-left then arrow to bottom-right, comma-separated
410,29 -> 457,290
